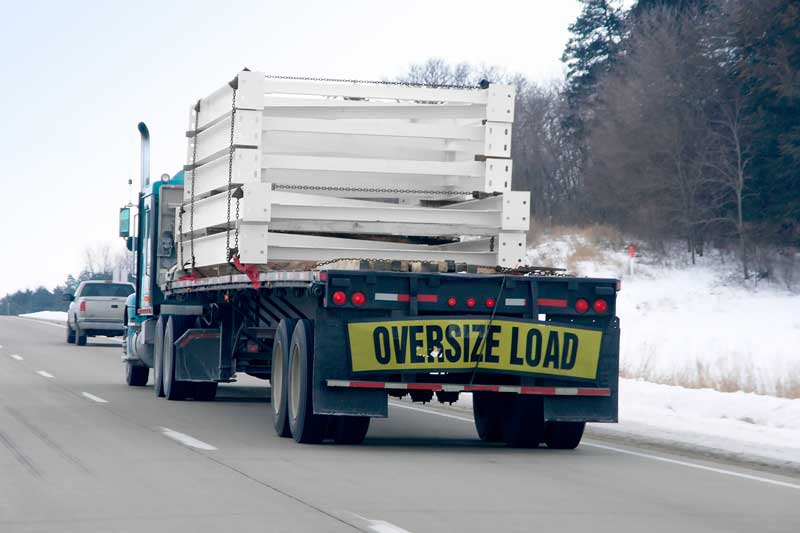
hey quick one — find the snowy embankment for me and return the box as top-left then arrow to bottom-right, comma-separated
19,310 -> 67,323
516,228 -> 799,465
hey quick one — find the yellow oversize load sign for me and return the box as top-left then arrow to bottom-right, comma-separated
347,318 -> 603,380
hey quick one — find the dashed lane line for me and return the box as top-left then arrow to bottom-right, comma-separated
159,427 -> 217,451
35,370 -> 55,379
81,392 -> 108,403
9,354 -> 23,361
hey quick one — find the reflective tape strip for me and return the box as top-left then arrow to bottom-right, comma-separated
537,298 -> 568,308
374,293 -> 400,301
326,380 -> 611,397
505,298 -> 527,306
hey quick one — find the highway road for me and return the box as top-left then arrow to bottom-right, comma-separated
0,316 -> 797,533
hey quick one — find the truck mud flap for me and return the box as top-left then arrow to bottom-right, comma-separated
175,328 -> 221,382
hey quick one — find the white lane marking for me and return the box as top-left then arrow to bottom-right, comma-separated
36,370 -> 55,379
9,354 -> 23,361
389,401 -> 473,422
0,344 -> 3,348
388,401 -> 800,491
15,317 -> 66,329
349,513 -> 412,533
81,392 -> 108,403
582,442 -> 800,491
159,427 -> 217,451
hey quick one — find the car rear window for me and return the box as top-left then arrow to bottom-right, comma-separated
80,283 -> 134,297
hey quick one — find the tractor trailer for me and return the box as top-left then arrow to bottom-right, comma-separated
118,70 -> 620,447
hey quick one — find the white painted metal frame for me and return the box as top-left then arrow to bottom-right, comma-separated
178,70 -> 526,269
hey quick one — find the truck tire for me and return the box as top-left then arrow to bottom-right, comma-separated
153,317 -> 166,397
192,382 -> 218,401
75,323 -> 87,346
544,421 -> 585,450
472,392 -> 510,442
125,361 -> 149,386
271,318 -> 297,438
66,320 -> 76,344
163,316 -> 191,401
332,416 -> 370,445
287,319 -> 328,444
503,395 -> 545,448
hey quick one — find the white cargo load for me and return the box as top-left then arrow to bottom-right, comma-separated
176,70 -> 529,270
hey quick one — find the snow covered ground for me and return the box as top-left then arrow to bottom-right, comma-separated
19,310 -> 68,323
527,229 -> 800,398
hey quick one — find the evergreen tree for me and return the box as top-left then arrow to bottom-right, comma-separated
734,0 -> 800,244
561,0 -> 625,137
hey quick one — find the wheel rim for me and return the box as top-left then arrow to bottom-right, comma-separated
271,340 -> 283,415
164,321 -> 173,394
289,342 -> 301,421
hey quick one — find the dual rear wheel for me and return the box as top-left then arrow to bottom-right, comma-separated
151,315 -> 218,401
271,319 -> 370,445
473,392 -> 585,449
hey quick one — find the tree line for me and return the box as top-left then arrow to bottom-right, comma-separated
0,243 -> 132,316
399,0 -> 799,279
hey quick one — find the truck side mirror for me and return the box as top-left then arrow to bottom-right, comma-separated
62,293 -> 75,302
119,207 -> 132,238
126,237 -> 135,252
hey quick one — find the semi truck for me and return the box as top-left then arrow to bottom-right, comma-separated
119,70 -> 620,448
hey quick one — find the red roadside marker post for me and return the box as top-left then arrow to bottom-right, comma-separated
629,245 -> 635,277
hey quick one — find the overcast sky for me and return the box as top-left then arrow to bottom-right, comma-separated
0,0 -> 583,296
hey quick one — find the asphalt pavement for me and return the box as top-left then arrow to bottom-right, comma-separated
0,316 -> 797,532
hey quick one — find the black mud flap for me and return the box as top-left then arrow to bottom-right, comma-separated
175,328 -> 222,382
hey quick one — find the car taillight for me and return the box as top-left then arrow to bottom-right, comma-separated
79,301 -> 87,312
485,297 -> 496,308
466,297 -> 476,308
593,299 -> 608,313
332,291 -> 347,305
447,297 -> 457,307
574,298 -> 589,314
351,292 -> 366,306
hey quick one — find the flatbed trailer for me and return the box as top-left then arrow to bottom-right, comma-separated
117,72 -> 620,448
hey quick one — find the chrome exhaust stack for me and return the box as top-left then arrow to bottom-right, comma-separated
137,122 -> 150,189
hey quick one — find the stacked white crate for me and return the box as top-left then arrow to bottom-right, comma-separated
177,70 -> 529,270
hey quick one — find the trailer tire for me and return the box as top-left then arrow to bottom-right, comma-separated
287,319 -> 327,444
503,395 -> 545,448
75,323 -> 87,346
192,382 -> 218,401
66,321 -> 76,344
153,317 -> 166,397
544,421 -> 585,450
125,362 -> 149,386
163,316 -> 191,401
271,318 -> 297,438
473,392 -> 510,442
332,416 -> 370,445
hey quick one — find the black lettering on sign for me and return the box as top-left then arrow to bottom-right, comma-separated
509,327 -> 524,365
561,332 -> 579,370
484,325 -> 501,363
391,326 -> 408,364
444,324 -> 461,362
470,324 -> 486,362
525,328 -> 542,367
373,326 -> 391,364
463,324 -> 471,362
410,325 -> 424,363
543,331 -> 560,368
426,325 -> 444,361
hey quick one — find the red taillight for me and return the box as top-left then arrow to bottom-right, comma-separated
466,297 -> 476,308
574,298 -> 589,314
332,291 -> 347,305
79,301 -> 86,312
593,299 -> 608,313
485,297 -> 496,308
447,297 -> 457,307
351,292 -> 366,306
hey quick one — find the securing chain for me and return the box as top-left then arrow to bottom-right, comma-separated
225,87 -> 238,262
263,73 -> 483,91
273,184 -> 473,196
189,99 -> 201,270
178,205 -> 185,268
